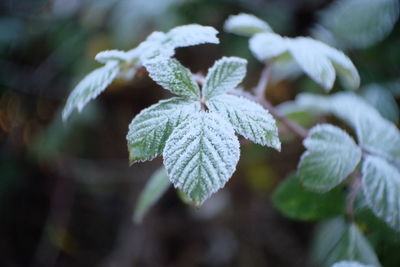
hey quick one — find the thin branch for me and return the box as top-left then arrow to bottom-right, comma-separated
346,171 -> 361,221
254,63 -> 272,98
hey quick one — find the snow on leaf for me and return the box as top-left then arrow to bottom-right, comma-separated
361,155 -> 400,231
164,24 -> 219,49
203,57 -> 247,99
224,13 -> 273,36
287,37 -> 336,91
163,111 -> 240,206
249,33 -> 287,61
207,94 -> 280,150
133,166 -> 171,223
127,98 -> 200,163
332,261 -> 375,267
62,61 -> 119,121
144,58 -> 200,99
298,124 -> 362,192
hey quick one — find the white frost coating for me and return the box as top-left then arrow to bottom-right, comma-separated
62,61 -> 119,121
127,97 -> 199,162
207,94 -> 280,150
249,33 -> 287,61
332,261 -> 375,267
361,155 -> 400,231
144,58 -> 200,99
287,37 -> 336,91
95,50 -> 130,64
298,124 -> 362,191
163,111 -> 240,206
224,13 -> 273,36
164,24 -> 219,49
203,57 -> 247,99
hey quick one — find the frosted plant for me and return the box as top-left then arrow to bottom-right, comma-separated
127,56 -> 280,205
62,24 -> 219,120
61,15 -> 400,265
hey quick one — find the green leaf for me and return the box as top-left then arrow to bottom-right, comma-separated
133,167 -> 170,223
224,13 -> 273,36
318,0 -> 399,49
207,94 -> 280,150
203,57 -> 247,99
163,111 -> 240,206
312,217 -> 381,267
62,61 -> 119,121
361,155 -> 400,231
144,58 -> 200,99
332,261 -> 376,267
298,124 -> 362,191
127,98 -> 199,163
249,33 -> 287,61
272,175 -> 346,221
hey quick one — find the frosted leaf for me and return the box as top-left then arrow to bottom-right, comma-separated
249,33 -> 287,61
144,58 -> 200,99
287,37 -> 336,91
318,0 -> 399,49
224,13 -> 273,36
203,57 -> 247,99
332,261 -> 375,267
62,61 -> 119,121
133,166 -> 171,223
286,92 -> 400,166
95,50 -> 130,64
313,40 -> 360,90
249,32 -> 359,91
163,111 -> 240,206
298,124 -> 362,192
329,93 -> 400,165
361,155 -> 400,231
312,218 -> 381,267
207,94 -> 280,150
127,25 -> 219,62
164,24 -> 219,49
127,97 -> 200,162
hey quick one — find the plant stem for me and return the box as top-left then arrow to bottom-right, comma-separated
347,171 -> 361,221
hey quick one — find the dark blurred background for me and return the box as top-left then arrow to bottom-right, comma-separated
1,0 -> 399,266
